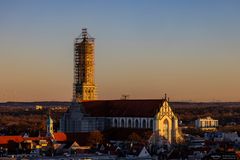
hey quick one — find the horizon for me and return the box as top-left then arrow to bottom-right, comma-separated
1,0 -> 240,102
1,98 -> 240,103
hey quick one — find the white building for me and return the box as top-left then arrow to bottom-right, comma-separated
195,116 -> 218,131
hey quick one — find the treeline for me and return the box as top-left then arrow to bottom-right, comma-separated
172,103 -> 240,125
0,107 -> 66,136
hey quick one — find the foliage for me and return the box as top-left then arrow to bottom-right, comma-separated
87,130 -> 104,147
0,106 -> 66,135
128,132 -> 142,143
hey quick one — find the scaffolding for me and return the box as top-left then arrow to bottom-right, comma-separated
73,28 -> 96,102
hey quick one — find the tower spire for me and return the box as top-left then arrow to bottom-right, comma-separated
73,28 -> 97,102
46,108 -> 54,138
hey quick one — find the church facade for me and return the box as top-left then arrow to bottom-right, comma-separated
60,28 -> 182,144
60,99 -> 182,143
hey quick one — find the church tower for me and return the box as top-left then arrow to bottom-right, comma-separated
46,112 -> 54,138
73,28 -> 96,102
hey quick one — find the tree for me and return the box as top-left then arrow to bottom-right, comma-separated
128,132 -> 142,143
144,130 -> 153,140
87,130 -> 103,147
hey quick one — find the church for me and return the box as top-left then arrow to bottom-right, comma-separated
60,28 -> 182,144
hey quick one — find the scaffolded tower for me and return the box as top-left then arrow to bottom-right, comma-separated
73,28 -> 96,102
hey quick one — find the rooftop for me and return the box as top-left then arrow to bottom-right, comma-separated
81,99 -> 165,117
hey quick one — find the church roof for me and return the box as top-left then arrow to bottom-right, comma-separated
81,99 -> 164,117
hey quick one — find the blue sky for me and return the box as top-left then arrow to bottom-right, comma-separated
0,0 -> 240,102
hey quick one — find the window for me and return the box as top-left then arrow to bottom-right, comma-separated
128,119 -> 132,128
142,119 -> 147,128
150,119 -> 153,129
135,119 -> 139,128
121,119 -> 125,128
163,119 -> 169,140
113,119 -> 118,127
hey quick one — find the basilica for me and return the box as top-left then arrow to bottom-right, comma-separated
60,28 -> 182,144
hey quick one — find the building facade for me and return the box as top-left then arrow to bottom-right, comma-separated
195,116 -> 218,131
60,99 -> 182,143
73,28 -> 96,102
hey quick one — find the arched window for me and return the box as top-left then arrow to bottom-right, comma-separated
163,119 -> 169,140
150,119 -> 153,129
121,119 -> 125,128
135,119 -> 139,128
128,119 -> 132,128
114,119 -> 118,127
142,119 -> 147,128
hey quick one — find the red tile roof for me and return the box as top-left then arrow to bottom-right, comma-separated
53,132 -> 67,142
82,99 -> 164,117
0,133 -> 67,145
0,136 -> 24,145
23,137 -> 48,141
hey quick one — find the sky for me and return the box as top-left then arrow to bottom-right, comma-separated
0,0 -> 240,102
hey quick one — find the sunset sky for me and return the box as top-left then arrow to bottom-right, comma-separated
0,0 -> 240,102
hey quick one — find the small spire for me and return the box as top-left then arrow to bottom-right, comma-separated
164,93 -> 167,100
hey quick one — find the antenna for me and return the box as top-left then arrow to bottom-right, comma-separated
121,94 -> 130,100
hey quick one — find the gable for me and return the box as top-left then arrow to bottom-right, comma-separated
138,147 -> 151,158
157,101 -> 175,120
71,141 -> 81,149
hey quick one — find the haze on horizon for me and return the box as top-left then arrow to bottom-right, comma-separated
0,0 -> 240,102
